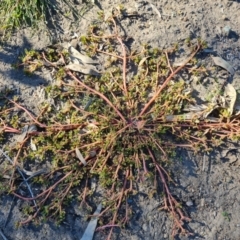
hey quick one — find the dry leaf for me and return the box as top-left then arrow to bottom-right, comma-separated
224,83 -> 237,115
149,3 -> 162,19
104,8 -> 113,21
75,147 -> 87,166
30,138 -> 37,151
234,105 -> 240,116
183,104 -> 208,112
28,124 -> 38,133
68,46 -> 98,65
211,56 -> 235,75
138,56 -> 150,67
65,63 -> 100,76
80,203 -> 102,240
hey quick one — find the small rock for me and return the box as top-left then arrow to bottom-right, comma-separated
186,200 -> 194,206
142,223 -> 148,231
200,198 -> 205,207
222,15 -> 228,21
222,25 -> 231,37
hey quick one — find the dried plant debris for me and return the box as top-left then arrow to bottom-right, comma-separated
15,124 -> 38,143
223,83 -> 237,115
148,2 -> 162,19
75,147 -> 87,166
68,46 -> 99,65
80,204 -> 102,240
64,63 -> 101,76
211,56 -> 235,75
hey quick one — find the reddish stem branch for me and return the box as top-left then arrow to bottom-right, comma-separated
5,98 -> 47,128
117,36 -> 128,96
12,171 -> 72,202
147,147 -> 191,236
107,168 -> 129,240
139,44 -> 201,117
66,71 -> 127,123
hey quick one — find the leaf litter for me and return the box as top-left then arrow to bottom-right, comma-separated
211,56 -> 235,75
80,203 -> 102,240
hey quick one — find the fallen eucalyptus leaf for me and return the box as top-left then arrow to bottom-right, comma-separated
183,103 -> 218,119
75,147 -> 87,166
30,138 -> 37,151
65,63 -> 100,76
211,56 -> 235,75
183,104 -> 208,112
149,2 -> 161,19
234,105 -> 240,116
70,56 -> 80,64
16,124 -> 37,143
28,124 -> 38,133
224,83 -> 237,115
221,148 -> 237,158
16,125 -> 28,142
138,56 -> 150,67
68,46 -> 98,65
80,203 -> 102,240
104,8 -> 113,21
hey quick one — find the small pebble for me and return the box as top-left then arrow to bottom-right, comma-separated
142,223 -> 148,231
200,198 -> 205,207
186,200 -> 193,206
222,15 -> 228,21
222,25 -> 231,37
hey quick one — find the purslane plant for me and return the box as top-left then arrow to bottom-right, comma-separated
0,10 -> 240,239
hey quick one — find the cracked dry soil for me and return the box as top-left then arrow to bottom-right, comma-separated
1,0 -> 240,239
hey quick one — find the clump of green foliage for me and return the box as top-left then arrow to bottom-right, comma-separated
0,9 -> 240,239
0,0 -> 54,35
0,0 -> 90,40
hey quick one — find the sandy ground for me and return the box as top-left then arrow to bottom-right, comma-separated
1,0 -> 240,239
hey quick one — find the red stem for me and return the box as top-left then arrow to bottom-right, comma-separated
139,44 -> 201,117
66,71 -> 127,123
